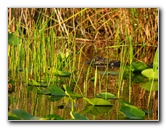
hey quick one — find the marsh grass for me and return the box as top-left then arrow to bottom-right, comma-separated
94,67 -> 98,96
147,47 -> 158,108
8,8 -> 158,120
129,35 -> 133,103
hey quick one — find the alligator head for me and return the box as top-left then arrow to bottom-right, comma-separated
87,56 -> 120,68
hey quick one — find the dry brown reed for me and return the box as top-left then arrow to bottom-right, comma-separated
8,8 -> 158,63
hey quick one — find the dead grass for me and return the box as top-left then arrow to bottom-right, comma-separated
8,8 -> 158,63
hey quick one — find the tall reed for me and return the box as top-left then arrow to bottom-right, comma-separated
129,36 -> 133,103
147,47 -> 158,108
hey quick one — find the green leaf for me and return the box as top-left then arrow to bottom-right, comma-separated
131,62 -> 147,72
54,70 -> 71,77
8,32 -> 20,46
96,92 -> 117,99
82,106 -> 113,116
44,114 -> 64,120
12,110 -> 34,120
70,111 -> 88,120
28,79 -> 40,86
48,95 -> 64,101
120,106 -> 145,119
141,69 -> 158,80
63,84 -> 83,99
48,85 -> 66,96
140,81 -> 158,91
131,73 -> 148,83
41,85 -> 66,97
8,112 -> 21,120
83,97 -> 112,106
39,83 -> 49,87
120,100 -> 145,119
48,68 -> 71,77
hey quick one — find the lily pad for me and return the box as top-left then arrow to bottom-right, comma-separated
120,100 -> 145,119
70,111 -> 88,120
8,112 -> 21,120
131,62 -> 147,72
28,80 -> 48,87
140,81 -> 158,91
11,109 -> 34,120
9,110 -> 46,120
41,85 -> 66,96
44,114 -> 64,120
120,106 -> 145,120
48,95 -> 64,101
96,92 -> 117,99
82,105 -> 113,116
48,68 -> 71,77
63,84 -> 83,99
83,97 -> 112,106
54,70 -> 71,77
141,69 -> 158,80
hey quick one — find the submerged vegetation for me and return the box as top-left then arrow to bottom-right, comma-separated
8,8 -> 158,120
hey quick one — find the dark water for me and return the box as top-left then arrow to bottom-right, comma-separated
8,69 -> 158,120
8,45 -> 158,120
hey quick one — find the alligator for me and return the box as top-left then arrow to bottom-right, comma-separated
86,56 -> 120,68
86,56 -> 154,69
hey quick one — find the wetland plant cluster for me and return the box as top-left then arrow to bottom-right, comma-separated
8,8 -> 158,120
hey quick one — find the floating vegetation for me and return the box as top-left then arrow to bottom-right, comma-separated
120,100 -> 146,120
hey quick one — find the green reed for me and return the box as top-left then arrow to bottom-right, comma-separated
147,47 -> 158,108
84,62 -> 92,96
129,36 -> 133,103
73,44 -> 85,95
94,67 -> 98,96
117,45 -> 127,99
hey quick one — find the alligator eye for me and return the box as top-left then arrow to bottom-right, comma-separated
110,63 -> 114,67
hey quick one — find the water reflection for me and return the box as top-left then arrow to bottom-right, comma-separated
8,44 -> 158,120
